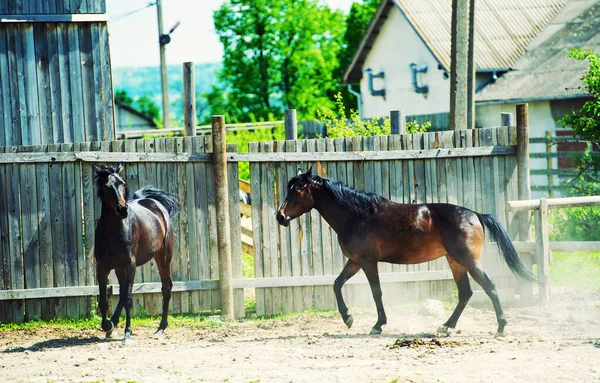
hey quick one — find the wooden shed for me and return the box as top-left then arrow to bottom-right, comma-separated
0,0 -> 115,146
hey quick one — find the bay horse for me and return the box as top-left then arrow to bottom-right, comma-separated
276,168 -> 538,337
93,162 -> 179,340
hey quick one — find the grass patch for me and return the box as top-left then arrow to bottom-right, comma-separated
242,252 -> 254,278
0,308 -> 339,333
550,251 -> 600,290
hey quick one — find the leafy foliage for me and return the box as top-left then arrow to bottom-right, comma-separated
550,251 -> 600,290
318,93 -> 429,138
334,0 -> 380,109
225,126 -> 286,181
558,49 -> 600,195
208,0 -> 345,122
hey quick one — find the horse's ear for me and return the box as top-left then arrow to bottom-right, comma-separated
92,163 -> 103,174
297,168 -> 303,176
305,167 -> 313,177
116,161 -> 124,175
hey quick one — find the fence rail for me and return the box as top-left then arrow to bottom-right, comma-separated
507,195 -> 600,302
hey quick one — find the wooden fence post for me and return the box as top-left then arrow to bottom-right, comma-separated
390,110 -> 405,134
183,62 -> 196,136
212,115 -> 234,319
516,103 -> 534,302
535,198 -> 550,302
284,109 -> 297,140
501,112 -> 512,127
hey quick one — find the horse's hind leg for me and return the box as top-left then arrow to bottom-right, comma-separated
468,263 -> 507,337
155,251 -> 173,336
438,258 -> 473,336
333,260 -> 361,329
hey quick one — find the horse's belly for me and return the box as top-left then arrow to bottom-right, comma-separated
378,236 -> 447,264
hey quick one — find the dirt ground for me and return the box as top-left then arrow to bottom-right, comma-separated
1,289 -> 600,383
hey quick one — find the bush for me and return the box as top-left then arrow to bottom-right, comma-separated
318,93 -> 429,138
549,206 -> 600,242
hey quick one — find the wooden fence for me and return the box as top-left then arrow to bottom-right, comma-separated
0,136 -> 244,324
248,126 -> 522,316
509,196 -> 600,301
0,1 -> 115,146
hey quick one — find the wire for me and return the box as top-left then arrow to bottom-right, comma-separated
111,1 -> 157,22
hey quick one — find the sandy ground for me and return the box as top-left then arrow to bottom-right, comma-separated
1,290 -> 600,383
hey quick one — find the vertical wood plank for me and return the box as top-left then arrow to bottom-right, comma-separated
20,148 -> 41,320
0,28 -> 10,146
317,138 -> 334,310
6,28 -> 22,146
57,24 -> 73,143
204,136 -> 221,311
78,24 -> 96,142
264,141 -> 279,314
61,143 -> 80,319
36,144 -> 54,320
283,140 -> 302,313
68,24 -> 85,143
47,25 -> 63,144
183,137 -> 197,314
33,24 -> 52,146
0,147 -> 9,322
6,151 -> 24,322
79,142 -> 95,315
227,143 -> 245,318
90,24 -> 105,141
22,25 -> 40,145
274,140 -> 293,314
194,137 -> 211,312
98,24 -> 114,140
249,141 -> 265,315
298,139 -> 312,310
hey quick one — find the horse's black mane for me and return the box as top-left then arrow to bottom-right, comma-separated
317,176 -> 385,217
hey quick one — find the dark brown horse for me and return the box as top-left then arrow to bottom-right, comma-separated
276,168 -> 538,337
93,162 -> 179,340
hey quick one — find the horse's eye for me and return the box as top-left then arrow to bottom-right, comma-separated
295,184 -> 304,193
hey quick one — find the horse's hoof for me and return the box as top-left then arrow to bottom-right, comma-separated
369,327 -> 382,335
494,332 -> 506,340
436,325 -> 452,337
154,329 -> 165,339
104,321 -> 115,338
344,315 -> 354,329
123,332 -> 134,345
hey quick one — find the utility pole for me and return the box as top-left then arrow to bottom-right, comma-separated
449,0 -> 470,130
157,0 -> 170,130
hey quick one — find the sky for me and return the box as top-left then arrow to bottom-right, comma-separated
106,0 -> 355,68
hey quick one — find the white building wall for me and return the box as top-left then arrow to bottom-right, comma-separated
360,7 -> 451,118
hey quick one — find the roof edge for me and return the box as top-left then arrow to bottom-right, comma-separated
475,93 -> 591,106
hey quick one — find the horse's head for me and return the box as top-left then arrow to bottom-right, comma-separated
276,167 -> 317,227
93,162 -> 129,219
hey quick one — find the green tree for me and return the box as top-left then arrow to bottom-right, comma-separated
552,49 -> 600,242
559,49 -> 600,194
114,89 -> 161,126
209,0 -> 345,122
334,0 -> 380,112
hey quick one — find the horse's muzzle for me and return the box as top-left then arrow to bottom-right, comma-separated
116,204 -> 129,219
276,212 -> 290,227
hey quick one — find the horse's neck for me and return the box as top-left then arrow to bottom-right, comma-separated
98,205 -> 127,234
313,190 -> 355,233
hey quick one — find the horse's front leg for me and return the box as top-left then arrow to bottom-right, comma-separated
362,261 -> 387,335
122,261 -> 136,340
333,259 -> 361,329
96,264 -> 114,337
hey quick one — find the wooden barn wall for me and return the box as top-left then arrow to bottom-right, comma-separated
250,127 -> 520,316
0,20 -> 115,146
0,136 -> 244,324
0,0 -> 105,14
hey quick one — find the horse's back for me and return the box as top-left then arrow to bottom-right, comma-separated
129,198 -> 173,265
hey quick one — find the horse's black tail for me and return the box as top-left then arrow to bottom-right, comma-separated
133,186 -> 180,219
477,213 -> 540,285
